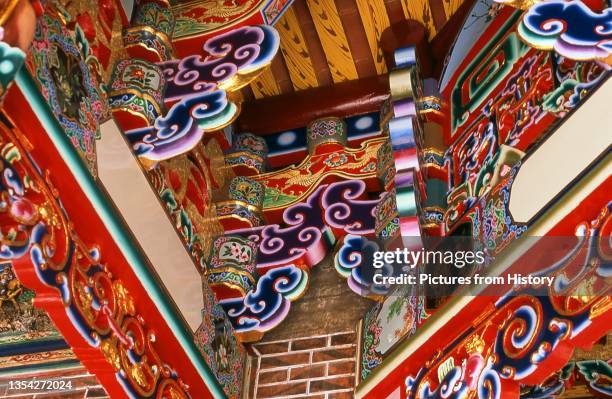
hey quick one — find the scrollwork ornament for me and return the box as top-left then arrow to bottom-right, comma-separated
518,0 -> 612,64
402,203 -> 611,399
0,114 -> 192,398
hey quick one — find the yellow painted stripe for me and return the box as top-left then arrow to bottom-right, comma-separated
306,0 -> 358,83
399,0 -> 437,39
276,7 -> 319,91
443,0 -> 464,21
355,0 -> 390,74
250,66 -> 281,98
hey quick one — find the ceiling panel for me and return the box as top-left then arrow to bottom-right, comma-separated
355,0 -> 391,74
251,66 -> 281,98
277,7 -> 320,90
244,0 -> 468,99
306,0 -> 359,82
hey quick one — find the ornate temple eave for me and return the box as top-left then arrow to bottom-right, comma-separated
355,75 -> 612,397
357,173 -> 611,398
3,69 -> 226,398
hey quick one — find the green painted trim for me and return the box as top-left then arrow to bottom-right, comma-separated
15,70 -> 227,399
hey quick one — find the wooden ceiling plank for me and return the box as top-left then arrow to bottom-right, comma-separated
306,0 -> 359,83
250,66 -> 281,99
429,0 -> 451,31
399,0 -> 437,39
276,7 -> 319,91
443,0 -> 465,22
355,0 -> 390,75
293,0 -> 334,87
337,0 -> 378,77
270,50 -> 295,95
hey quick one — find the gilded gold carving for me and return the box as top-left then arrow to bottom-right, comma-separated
160,152 -> 223,260
465,334 -> 485,354
51,0 -> 127,81
100,337 -> 121,371
174,0 -> 255,20
75,281 -> 95,322
204,138 -> 234,190
0,111 -> 191,398
257,138 -> 382,210
590,296 -> 612,319
0,267 -> 22,311
114,280 -> 135,316
130,362 -> 149,389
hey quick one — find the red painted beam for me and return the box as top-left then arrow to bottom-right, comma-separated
3,80 -> 219,399
237,74 -> 389,135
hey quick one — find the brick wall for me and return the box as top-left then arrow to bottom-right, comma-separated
250,331 -> 357,399
0,365 -> 109,398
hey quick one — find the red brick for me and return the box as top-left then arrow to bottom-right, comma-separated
310,376 -> 354,393
328,360 -> 355,376
330,332 -> 356,346
258,369 -> 288,384
254,341 -> 290,355
290,364 -> 326,380
312,346 -> 355,363
260,352 -> 310,369
291,336 -> 328,351
290,395 -> 326,399
257,381 -> 307,398
328,390 -> 355,399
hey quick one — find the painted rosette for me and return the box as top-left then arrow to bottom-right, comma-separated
216,177 -> 266,230
206,235 -> 259,299
233,132 -> 269,159
229,176 -> 265,209
306,117 -> 348,154
225,132 -> 269,175
109,59 -> 166,130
